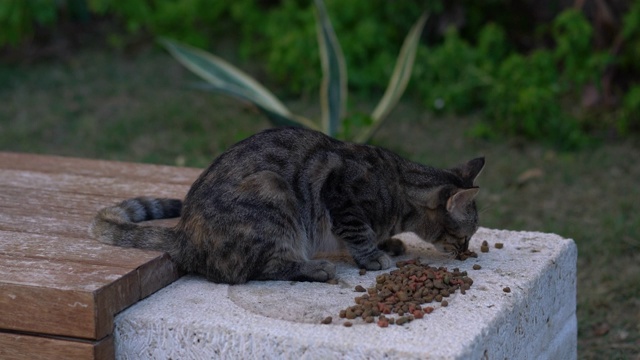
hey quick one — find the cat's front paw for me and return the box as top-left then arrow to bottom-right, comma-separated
301,260 -> 336,282
361,253 -> 392,271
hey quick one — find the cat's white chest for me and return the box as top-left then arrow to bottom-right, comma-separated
311,212 -> 344,254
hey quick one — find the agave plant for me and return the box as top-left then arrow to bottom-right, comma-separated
161,0 -> 427,143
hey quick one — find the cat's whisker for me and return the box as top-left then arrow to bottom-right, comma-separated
444,251 -> 457,260
479,205 -> 493,215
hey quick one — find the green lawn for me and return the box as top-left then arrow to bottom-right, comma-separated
1,46 -> 638,358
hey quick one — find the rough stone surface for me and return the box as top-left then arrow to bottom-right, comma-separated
114,228 -> 577,359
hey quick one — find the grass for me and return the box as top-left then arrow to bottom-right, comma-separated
1,46 -> 639,358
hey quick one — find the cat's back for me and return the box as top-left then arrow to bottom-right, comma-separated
184,128 -> 341,198
234,127 -> 338,158
209,127 -> 341,176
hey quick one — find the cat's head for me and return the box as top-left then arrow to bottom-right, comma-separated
410,157 -> 485,258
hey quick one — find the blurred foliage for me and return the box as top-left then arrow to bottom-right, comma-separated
413,26 -> 496,114
88,0 -> 236,48
253,0 -> 438,95
1,0 -> 639,148
160,2 -> 427,143
618,1 -> 640,135
620,85 -> 640,133
0,0 -> 58,46
475,10 -> 609,149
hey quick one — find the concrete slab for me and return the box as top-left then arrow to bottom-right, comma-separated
113,228 -> 577,359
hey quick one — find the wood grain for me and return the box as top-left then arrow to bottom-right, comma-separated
0,282 -> 97,339
0,152 -> 194,356
137,253 -> 183,299
0,255 -> 140,338
0,169 -> 190,199
0,230 -> 168,267
0,332 -> 114,360
0,151 -> 202,184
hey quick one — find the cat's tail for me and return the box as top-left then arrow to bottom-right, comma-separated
89,197 -> 182,256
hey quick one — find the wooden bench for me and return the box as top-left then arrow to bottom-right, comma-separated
0,152 -> 202,359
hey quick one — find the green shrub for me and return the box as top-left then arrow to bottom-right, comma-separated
0,0 -> 58,46
258,0 -> 318,95
0,0 -> 252,49
412,24 -> 507,114
616,2 -> 640,134
89,0 -> 235,48
619,0 -> 640,73
254,0 -> 438,95
619,85 -> 640,134
479,51 -> 588,149
552,9 -> 610,89
415,9 -> 604,149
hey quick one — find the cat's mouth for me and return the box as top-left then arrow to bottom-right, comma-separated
433,243 -> 460,259
433,235 -> 470,259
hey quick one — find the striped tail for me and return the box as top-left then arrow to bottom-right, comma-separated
89,197 -> 182,254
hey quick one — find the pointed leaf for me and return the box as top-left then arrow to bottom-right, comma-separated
189,82 -> 319,130
356,12 -> 429,143
160,38 -> 319,129
315,0 -> 347,137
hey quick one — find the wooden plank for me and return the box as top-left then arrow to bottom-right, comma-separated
136,253 -> 182,299
0,185 -> 187,218
0,185 -> 188,218
0,153 -> 187,345
0,332 -> 114,360
0,211 -> 109,239
0,186 -> 122,218
0,255 -> 132,291
94,271 -> 141,340
0,230 -> 172,269
0,169 -> 190,199
0,185 -> 182,239
0,211 -> 179,239
0,151 -> 202,185
0,283 -> 97,339
0,242 -> 180,339
0,255 -> 139,339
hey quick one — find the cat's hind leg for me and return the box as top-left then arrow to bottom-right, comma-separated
256,258 -> 336,282
233,170 -> 336,282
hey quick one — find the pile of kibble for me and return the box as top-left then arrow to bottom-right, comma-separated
322,258 -> 474,327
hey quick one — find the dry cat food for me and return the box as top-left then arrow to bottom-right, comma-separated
494,242 -> 504,249
456,249 -> 479,261
503,286 -> 511,293
480,240 -> 490,253
327,258 -> 474,327
472,264 -> 482,270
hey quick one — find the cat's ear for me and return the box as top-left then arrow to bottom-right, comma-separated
446,187 -> 480,219
451,157 -> 485,186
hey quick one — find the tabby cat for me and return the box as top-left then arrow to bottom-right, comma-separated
90,127 -> 484,284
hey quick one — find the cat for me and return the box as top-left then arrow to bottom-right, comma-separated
90,127 -> 484,284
